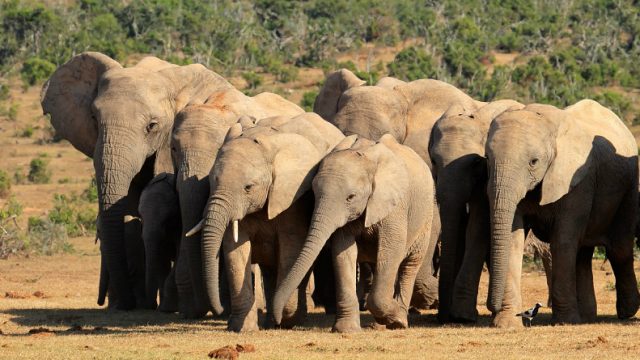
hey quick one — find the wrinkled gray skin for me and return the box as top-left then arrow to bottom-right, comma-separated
41,52 -> 232,309
192,113 -> 344,332
138,173 -> 181,311
171,89 -> 303,318
486,100 -> 639,324
314,69 -> 485,167
430,100 -> 528,326
273,134 -> 436,333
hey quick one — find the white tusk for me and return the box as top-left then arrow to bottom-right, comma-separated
233,220 -> 239,243
186,219 -> 204,237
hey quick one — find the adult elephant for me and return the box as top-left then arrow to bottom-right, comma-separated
430,100 -> 526,326
486,100 -> 639,324
171,89 -> 303,318
313,69 -> 484,167
187,113 -> 344,332
41,52 -> 233,310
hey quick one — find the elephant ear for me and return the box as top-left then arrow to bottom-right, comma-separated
474,100 -> 524,125
224,123 -> 243,142
538,106 -> 592,205
333,134 -> 358,152
41,52 -> 122,157
364,134 -> 409,227
314,69 -> 365,121
266,134 -> 324,219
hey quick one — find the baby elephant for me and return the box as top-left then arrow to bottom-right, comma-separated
274,134 -> 436,332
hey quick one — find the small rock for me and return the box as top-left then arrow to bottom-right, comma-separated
5,291 -> 29,299
236,343 -> 256,353
208,345 -> 238,359
32,291 -> 46,298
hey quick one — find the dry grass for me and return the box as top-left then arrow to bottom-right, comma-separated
0,237 -> 639,359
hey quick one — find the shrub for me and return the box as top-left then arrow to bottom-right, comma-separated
8,103 -> 18,121
242,71 -> 263,89
388,46 -> 438,81
27,216 -> 73,255
21,57 -> 56,86
48,193 -> 97,237
300,91 -> 318,111
20,125 -> 34,138
0,170 -> 10,198
0,196 -> 23,220
28,155 -> 51,184
82,176 -> 98,203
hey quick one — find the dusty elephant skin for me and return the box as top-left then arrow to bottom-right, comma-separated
171,89 -> 303,318
191,113 -> 344,332
313,68 -> 485,167
485,100 -> 640,324
138,173 -> 181,312
273,134 -> 437,333
41,52 -> 233,310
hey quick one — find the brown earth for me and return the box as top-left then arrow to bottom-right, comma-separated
2,48 -> 640,359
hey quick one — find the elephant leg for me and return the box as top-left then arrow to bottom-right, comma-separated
260,265 -> 277,329
576,246 -> 597,322
532,237 -> 553,307
124,217 -> 146,309
331,230 -> 361,333
276,232 -> 308,328
550,229 -> 581,324
175,250 -> 200,318
367,218 -> 409,329
306,273 -> 316,312
223,230 -> 258,332
158,266 -> 179,313
451,197 -> 489,322
394,247 -> 427,327
252,264 -> 266,314
357,263 -> 374,311
606,189 -> 640,320
491,214 -> 524,328
410,257 -> 438,310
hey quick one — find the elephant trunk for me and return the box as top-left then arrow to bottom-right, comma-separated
143,227 -> 167,309
177,159 -> 212,316
201,192 -> 235,315
487,163 -> 522,313
94,139 -> 145,310
273,199 -> 337,325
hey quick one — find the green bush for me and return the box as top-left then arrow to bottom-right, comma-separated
387,46 -> 438,81
20,57 -> 56,86
27,216 -> 73,255
242,71 -> 263,89
300,91 -> 318,111
28,155 -> 51,184
20,125 -> 34,138
0,170 -> 10,198
48,193 -> 97,237
82,176 -> 98,203
8,103 -> 18,121
0,196 -> 22,220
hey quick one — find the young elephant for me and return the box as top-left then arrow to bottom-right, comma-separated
187,112 -> 345,332
486,100 -> 639,324
273,134 -> 436,332
138,173 -> 181,312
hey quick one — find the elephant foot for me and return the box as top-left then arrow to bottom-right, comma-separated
616,293 -> 640,319
551,311 -> 581,325
332,318 -> 362,333
492,310 -> 523,328
228,310 -> 259,332
450,301 -> 479,323
158,298 -> 178,313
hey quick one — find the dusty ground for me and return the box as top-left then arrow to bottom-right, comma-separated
1,239 -> 639,360
2,49 -> 640,359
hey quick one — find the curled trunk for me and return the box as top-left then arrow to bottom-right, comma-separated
437,199 -> 467,321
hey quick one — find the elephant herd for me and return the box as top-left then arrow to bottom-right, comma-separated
40,52 -> 640,332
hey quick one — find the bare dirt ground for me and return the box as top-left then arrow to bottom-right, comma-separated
2,50 -> 640,359
1,239 -> 639,360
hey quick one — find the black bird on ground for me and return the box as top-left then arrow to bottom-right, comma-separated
516,302 -> 543,327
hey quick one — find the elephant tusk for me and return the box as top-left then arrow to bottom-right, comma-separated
186,219 -> 204,237
233,220 -> 239,243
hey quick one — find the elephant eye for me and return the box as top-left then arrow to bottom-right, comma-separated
146,120 -> 159,133
529,158 -> 539,167
244,184 -> 254,192
347,194 -> 356,202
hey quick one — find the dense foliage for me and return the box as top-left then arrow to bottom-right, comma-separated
1,0 -> 639,120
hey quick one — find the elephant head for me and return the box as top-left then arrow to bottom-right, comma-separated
429,99 -> 523,320
484,99 -> 635,313
188,112 -> 344,314
41,52 -> 232,309
272,134 -> 410,324
313,69 -> 365,121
